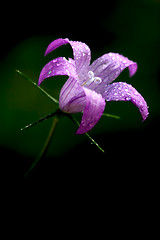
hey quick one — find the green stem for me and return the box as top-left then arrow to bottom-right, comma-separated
24,117 -> 59,178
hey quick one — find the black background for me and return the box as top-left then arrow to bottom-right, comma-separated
1,1 -> 160,224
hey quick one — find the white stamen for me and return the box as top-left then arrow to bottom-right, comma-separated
82,71 -> 102,87
88,71 -> 94,79
94,77 -> 102,84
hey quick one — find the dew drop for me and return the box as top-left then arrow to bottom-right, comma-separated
108,53 -> 113,57
89,122 -> 94,128
125,96 -> 131,101
48,70 -> 52,75
52,59 -> 57,63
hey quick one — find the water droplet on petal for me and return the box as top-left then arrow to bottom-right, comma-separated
125,96 -> 131,101
48,70 -> 52,75
52,59 -> 57,63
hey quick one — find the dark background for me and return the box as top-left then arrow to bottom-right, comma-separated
0,0 -> 159,212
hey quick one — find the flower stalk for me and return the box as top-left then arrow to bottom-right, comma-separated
24,116 -> 59,178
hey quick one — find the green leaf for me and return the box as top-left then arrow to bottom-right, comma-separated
102,113 -> 120,119
85,132 -> 105,153
69,115 -> 105,153
21,109 -> 60,131
16,70 -> 59,105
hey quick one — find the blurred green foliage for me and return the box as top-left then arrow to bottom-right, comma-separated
0,0 -> 159,160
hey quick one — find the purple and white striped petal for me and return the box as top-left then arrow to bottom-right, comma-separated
59,77 -> 86,113
38,57 -> 78,85
104,82 -> 149,121
76,88 -> 106,134
89,53 -> 137,95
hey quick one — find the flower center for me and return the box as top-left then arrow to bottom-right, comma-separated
82,71 -> 102,87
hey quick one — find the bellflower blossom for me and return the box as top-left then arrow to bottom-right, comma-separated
39,38 -> 148,134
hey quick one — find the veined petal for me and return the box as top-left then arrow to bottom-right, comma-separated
104,82 -> 149,121
44,38 -> 91,77
38,57 -> 78,85
76,88 -> 106,134
68,40 -> 91,75
59,77 -> 86,113
89,53 -> 137,95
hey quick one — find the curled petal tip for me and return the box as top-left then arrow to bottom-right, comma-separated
104,82 -> 149,122
38,57 -> 78,85
44,38 -> 69,56
141,105 -> 149,122
129,62 -> 138,77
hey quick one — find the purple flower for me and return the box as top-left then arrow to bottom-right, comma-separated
39,38 -> 149,134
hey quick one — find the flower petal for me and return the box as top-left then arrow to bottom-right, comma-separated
44,38 -> 91,76
44,38 -> 69,56
76,88 -> 106,134
89,53 -> 137,95
38,57 -> 78,85
68,40 -> 91,75
104,82 -> 149,121
59,77 -> 86,113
